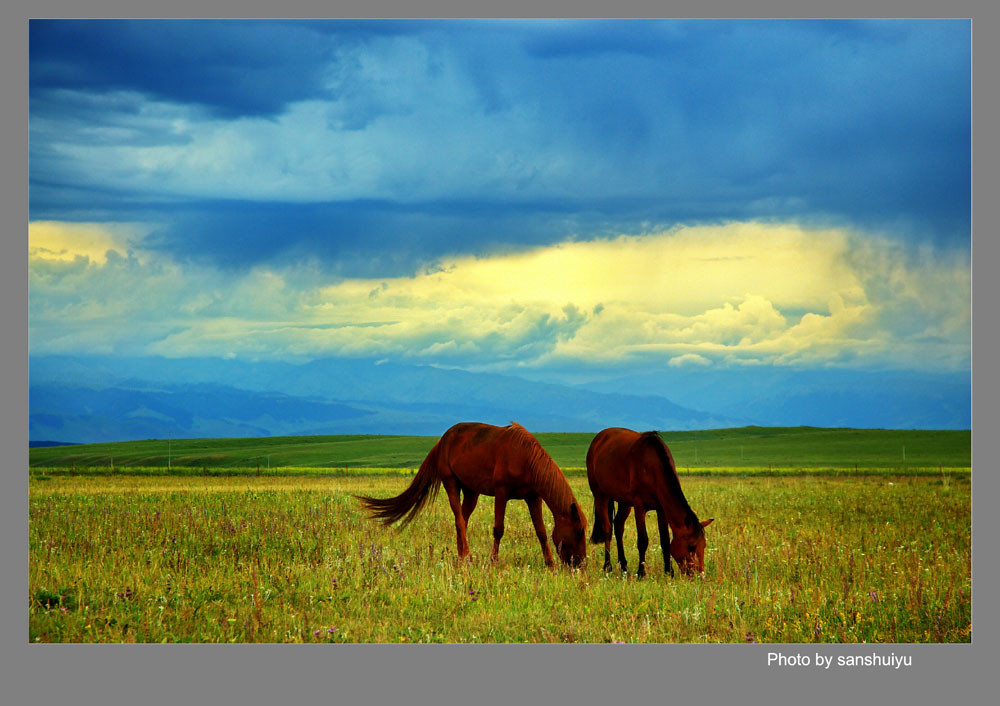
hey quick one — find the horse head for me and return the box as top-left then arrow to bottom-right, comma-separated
669,518 -> 714,576
552,502 -> 588,567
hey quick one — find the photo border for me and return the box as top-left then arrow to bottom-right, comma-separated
4,2 -> 993,705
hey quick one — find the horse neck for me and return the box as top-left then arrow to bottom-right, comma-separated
644,441 -> 696,530
530,457 -> 576,518
506,423 -> 576,517
654,481 -> 695,530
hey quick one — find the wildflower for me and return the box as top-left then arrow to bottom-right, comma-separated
327,626 -> 338,634
313,629 -> 321,637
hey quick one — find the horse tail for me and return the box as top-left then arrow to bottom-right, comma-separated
356,441 -> 442,527
590,498 -> 615,544
590,496 -> 606,544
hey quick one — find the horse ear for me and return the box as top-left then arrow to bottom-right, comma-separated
701,518 -> 714,527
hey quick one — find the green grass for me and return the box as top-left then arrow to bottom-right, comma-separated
29,472 -> 971,644
29,434 -> 439,470
29,427 -> 971,471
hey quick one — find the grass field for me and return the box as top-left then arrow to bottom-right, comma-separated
28,470 -> 971,644
29,426 -> 972,471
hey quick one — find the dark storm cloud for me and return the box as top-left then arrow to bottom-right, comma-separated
29,19 -> 339,118
132,198 -> 668,277
29,19 -> 971,273
518,19 -> 970,242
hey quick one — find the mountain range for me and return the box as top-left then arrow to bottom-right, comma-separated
27,355 -> 971,444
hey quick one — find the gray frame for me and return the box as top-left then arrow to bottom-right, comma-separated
6,4 -> 992,706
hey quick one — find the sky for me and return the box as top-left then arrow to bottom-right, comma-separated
28,19 -> 971,381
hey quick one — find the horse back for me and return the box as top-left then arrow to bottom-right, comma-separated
587,427 -> 644,498
437,422 -> 541,497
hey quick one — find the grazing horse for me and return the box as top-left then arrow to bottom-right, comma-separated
587,427 -> 713,577
357,422 -> 587,567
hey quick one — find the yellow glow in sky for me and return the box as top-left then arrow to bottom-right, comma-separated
28,220 -> 971,371
321,222 -> 862,317
28,221 -> 146,264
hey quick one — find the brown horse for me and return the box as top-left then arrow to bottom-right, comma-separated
357,422 -> 587,567
587,427 -> 713,577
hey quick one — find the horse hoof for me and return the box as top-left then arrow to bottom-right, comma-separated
603,563 -> 613,572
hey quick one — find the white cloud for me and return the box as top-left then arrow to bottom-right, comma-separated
669,353 -> 712,368
28,220 -> 970,372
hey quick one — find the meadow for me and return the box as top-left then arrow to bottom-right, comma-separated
29,468 -> 971,643
29,426 -> 971,472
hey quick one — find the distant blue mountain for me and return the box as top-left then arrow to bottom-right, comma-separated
28,355 -> 743,443
575,367 -> 971,430
28,355 -> 970,444
29,382 -> 376,443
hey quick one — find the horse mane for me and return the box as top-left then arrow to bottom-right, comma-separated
505,422 -> 576,516
640,431 -> 704,536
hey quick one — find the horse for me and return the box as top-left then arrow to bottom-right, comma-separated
587,427 -> 713,577
357,422 -> 587,567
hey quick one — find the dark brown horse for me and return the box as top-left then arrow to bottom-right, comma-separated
587,427 -> 713,577
357,422 -> 587,567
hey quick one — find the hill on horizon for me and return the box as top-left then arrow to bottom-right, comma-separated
29,355 -> 740,444
28,355 -> 970,445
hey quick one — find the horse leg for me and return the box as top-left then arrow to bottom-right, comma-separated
526,495 -> 556,568
461,490 -> 479,523
634,505 -> 649,579
604,500 -> 615,571
657,511 -> 674,577
443,479 -> 470,561
491,488 -> 508,564
613,503 -> 631,574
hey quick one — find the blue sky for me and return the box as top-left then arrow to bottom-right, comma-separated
28,19 -> 971,381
